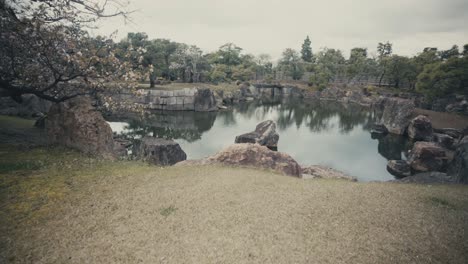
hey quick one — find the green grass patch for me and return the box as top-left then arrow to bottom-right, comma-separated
427,196 -> 457,210
160,205 -> 177,217
0,115 -> 35,129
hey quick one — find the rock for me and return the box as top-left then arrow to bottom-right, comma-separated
448,136 -> 468,184
433,133 -> 455,150
408,142 -> 452,173
394,172 -> 457,184
194,88 -> 217,112
177,143 -> 302,177
34,116 -> 46,128
302,165 -> 357,182
113,136 -> 133,157
434,128 -> 462,140
380,98 -> 415,135
235,120 -> 279,150
370,123 -> 388,136
133,137 -> 187,166
408,115 -> 433,141
387,160 -> 411,178
46,97 -> 115,158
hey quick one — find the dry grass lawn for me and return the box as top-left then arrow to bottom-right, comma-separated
1,146 -> 467,264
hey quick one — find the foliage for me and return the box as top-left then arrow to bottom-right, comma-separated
0,0 -> 142,103
301,36 -> 313,62
416,56 -> 468,98
279,48 -> 304,80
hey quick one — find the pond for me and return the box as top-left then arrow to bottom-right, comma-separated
107,99 -> 410,182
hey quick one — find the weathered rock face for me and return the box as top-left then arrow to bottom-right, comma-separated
46,97 -> 115,158
133,137 -> 187,166
448,136 -> 468,184
302,165 -> 357,181
408,115 -> 433,141
408,142 -> 452,173
177,143 -> 302,177
386,160 -> 411,178
194,88 -> 218,112
380,98 -> 415,135
433,133 -> 455,150
370,123 -> 388,136
394,172 -> 457,184
235,120 -> 279,149
434,128 -> 463,140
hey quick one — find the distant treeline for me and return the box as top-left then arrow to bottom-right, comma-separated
115,33 -> 467,98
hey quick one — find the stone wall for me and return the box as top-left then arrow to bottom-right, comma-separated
105,88 -> 217,112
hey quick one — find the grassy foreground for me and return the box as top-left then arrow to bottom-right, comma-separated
0,145 -> 467,264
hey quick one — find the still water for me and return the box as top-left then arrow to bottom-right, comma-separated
107,99 -> 409,181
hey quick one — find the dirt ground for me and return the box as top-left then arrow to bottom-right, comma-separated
1,155 -> 467,264
414,108 -> 468,130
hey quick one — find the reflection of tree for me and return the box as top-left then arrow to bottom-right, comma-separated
107,111 -> 217,142
374,134 -> 409,160
107,98 -> 379,142
236,99 -> 375,135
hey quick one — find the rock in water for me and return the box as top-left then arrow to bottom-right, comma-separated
448,136 -> 468,184
46,97 -> 115,158
408,142 -> 452,173
408,115 -> 433,141
380,98 -> 415,135
133,137 -> 187,166
370,123 -> 388,136
235,120 -> 279,150
386,160 -> 411,178
177,143 -> 301,177
194,88 -> 218,112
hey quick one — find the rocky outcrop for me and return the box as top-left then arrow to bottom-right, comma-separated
235,120 -> 279,149
448,136 -> 468,184
379,98 -> 415,135
370,124 -> 388,136
177,143 -> 302,177
133,137 -> 187,166
386,160 -> 411,178
0,94 -> 52,117
46,97 -> 115,158
301,165 -> 357,182
408,115 -> 433,141
408,142 -> 452,173
394,172 -> 457,184
433,133 -> 455,150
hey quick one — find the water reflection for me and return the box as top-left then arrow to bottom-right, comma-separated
107,99 -> 408,181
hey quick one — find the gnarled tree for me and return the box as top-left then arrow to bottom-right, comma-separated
0,0 -> 142,103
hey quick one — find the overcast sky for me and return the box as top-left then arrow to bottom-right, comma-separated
94,0 -> 468,60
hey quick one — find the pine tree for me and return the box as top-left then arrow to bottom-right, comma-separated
301,36 -> 313,62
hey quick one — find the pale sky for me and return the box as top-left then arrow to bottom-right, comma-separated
94,0 -> 468,59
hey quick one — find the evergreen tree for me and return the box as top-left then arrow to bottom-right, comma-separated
301,36 -> 313,62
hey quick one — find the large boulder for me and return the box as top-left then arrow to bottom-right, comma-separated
407,115 -> 433,141
133,137 -> 187,166
379,98 -> 415,135
235,120 -> 279,150
448,136 -> 468,184
194,88 -> 218,112
386,160 -> 411,178
302,165 -> 357,182
408,142 -> 452,173
46,97 -> 115,158
177,143 -> 302,177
